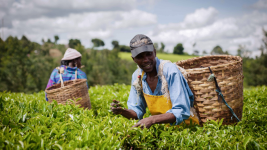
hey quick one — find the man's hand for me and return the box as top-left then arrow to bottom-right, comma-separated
132,116 -> 155,129
131,113 -> 176,129
110,100 -> 123,115
110,100 -> 138,120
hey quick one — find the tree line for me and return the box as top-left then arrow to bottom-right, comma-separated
0,36 -> 137,93
0,30 -> 266,93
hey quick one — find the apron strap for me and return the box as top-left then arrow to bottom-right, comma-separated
140,71 -> 145,89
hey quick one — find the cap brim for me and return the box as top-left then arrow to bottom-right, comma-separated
131,44 -> 154,58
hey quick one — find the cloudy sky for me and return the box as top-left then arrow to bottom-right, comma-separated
1,0 -> 267,55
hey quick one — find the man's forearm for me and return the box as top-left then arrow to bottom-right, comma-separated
121,109 -> 138,120
132,112 -> 176,129
151,113 -> 176,124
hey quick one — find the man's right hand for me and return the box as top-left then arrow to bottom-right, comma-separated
110,100 -> 123,115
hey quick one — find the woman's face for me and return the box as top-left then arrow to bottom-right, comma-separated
75,57 -> 82,68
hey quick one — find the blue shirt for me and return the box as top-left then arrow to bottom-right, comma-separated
127,57 -> 194,125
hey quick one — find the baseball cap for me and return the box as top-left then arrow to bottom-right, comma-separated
130,34 -> 154,57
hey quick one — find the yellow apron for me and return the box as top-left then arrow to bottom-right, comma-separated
141,72 -> 199,125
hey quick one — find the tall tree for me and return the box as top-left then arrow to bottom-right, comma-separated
111,40 -> 119,49
202,50 -> 207,55
47,38 -> 52,43
91,38 -> 105,48
173,43 -> 184,54
54,35 -> 59,44
153,43 -> 159,51
243,28 -> 267,86
159,42 -> 165,53
0,35 -> 56,92
69,39 -> 81,48
193,50 -> 199,56
119,45 -> 131,52
154,42 -> 165,53
210,45 -> 224,55
236,45 -> 251,57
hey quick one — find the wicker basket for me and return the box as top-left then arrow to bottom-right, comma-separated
45,78 -> 91,109
176,55 -> 243,125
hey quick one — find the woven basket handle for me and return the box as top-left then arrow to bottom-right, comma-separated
75,69 -> 77,80
56,67 -> 65,87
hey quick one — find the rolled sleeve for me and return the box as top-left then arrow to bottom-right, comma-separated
164,64 -> 192,125
127,71 -> 147,120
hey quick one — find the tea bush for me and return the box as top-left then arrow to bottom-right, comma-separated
0,85 -> 266,149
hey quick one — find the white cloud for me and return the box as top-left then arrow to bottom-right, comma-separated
148,8 -> 267,55
113,10 -> 157,28
183,7 -> 218,28
250,0 -> 267,10
0,0 -> 136,27
153,7 -> 218,34
1,9 -> 157,47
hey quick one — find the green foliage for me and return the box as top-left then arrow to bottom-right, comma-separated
0,36 -> 137,93
91,38 -> 105,48
75,45 -> 136,86
0,85 -> 266,149
211,45 -> 224,54
119,45 -> 131,52
68,39 -> 81,48
0,35 -> 56,93
47,38 -> 52,43
111,40 -> 119,49
154,42 -> 165,53
210,45 -> 229,55
193,50 -> 199,55
242,29 -> 267,87
159,42 -> 165,53
54,35 -> 59,44
173,43 -> 184,55
111,40 -> 131,52
243,54 -> 267,86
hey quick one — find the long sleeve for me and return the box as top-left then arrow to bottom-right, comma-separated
45,69 -> 57,101
164,63 -> 194,125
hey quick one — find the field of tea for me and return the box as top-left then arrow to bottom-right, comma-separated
0,85 -> 266,149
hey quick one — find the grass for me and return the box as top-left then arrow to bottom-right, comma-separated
119,52 -> 197,62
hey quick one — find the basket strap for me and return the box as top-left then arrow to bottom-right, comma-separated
56,67 -> 65,87
59,74 -> 64,87
207,67 -> 240,122
75,69 -> 77,80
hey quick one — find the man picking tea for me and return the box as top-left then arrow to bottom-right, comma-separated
110,34 -> 199,128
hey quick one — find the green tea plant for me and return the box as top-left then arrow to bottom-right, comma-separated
0,85 -> 266,149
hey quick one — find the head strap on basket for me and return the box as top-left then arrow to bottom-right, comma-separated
204,66 -> 240,122
56,67 -> 65,87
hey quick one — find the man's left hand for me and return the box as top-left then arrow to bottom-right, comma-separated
132,116 -> 155,129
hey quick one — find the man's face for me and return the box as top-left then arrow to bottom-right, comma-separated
132,49 -> 156,73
